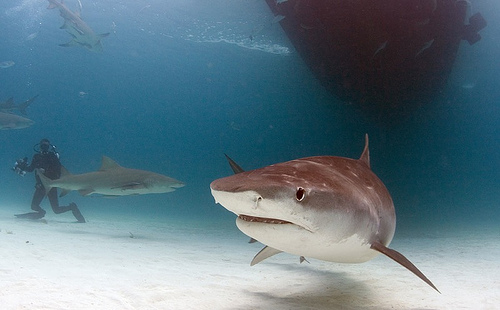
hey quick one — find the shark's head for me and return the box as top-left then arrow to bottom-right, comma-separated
211,147 -> 396,263
18,118 -> 35,129
143,174 -> 185,194
2,114 -> 35,129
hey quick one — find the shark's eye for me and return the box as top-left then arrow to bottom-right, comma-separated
296,187 -> 306,201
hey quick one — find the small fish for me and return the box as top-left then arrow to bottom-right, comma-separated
300,23 -> 314,30
26,32 -> 39,41
272,15 -> 285,24
78,91 -> 88,97
372,40 -> 388,58
0,61 -> 15,69
462,83 -> 476,89
415,39 -> 435,57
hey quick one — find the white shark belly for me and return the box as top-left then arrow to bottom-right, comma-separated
236,218 -> 380,263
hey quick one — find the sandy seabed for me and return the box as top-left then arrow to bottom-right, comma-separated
0,205 -> 498,310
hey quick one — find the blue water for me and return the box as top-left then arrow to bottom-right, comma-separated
0,0 -> 498,230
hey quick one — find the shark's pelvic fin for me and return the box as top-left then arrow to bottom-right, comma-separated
370,241 -> 440,293
78,188 -> 95,196
251,246 -> 283,266
59,189 -> 71,197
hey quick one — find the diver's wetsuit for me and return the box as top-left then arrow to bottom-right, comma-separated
21,151 -> 85,222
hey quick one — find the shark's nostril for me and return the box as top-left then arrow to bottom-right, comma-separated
253,196 -> 262,209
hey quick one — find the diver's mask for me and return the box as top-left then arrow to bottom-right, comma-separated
33,140 -> 59,158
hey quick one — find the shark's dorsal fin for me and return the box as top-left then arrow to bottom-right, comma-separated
224,154 -> 245,174
60,165 -> 71,177
5,97 -> 14,107
100,156 -> 121,171
250,246 -> 283,266
370,241 -> 440,293
359,134 -> 370,168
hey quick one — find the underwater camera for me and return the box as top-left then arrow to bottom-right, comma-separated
12,157 -> 28,176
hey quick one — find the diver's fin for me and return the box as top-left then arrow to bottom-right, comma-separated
250,246 -> 283,266
15,212 -> 45,220
370,241 -> 440,293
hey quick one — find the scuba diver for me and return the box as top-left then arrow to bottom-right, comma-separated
12,138 -> 86,223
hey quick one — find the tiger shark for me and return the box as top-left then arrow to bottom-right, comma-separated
47,0 -> 109,52
0,112 -> 34,129
210,135 -> 439,292
37,156 -> 185,197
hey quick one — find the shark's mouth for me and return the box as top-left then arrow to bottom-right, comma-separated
238,214 -> 292,225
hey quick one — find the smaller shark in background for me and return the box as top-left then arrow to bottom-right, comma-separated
47,0 -> 109,52
0,95 -> 38,115
38,156 -> 185,197
0,112 -> 34,129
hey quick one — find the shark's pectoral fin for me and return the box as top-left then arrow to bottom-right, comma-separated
79,188 -> 95,196
250,246 -> 283,266
59,189 -> 71,197
370,241 -> 440,293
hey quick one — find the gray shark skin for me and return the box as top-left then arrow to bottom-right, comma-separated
47,0 -> 109,52
211,135 -> 439,292
0,112 -> 34,129
38,156 -> 185,197
0,95 -> 38,115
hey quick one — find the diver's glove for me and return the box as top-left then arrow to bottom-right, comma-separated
12,157 -> 28,176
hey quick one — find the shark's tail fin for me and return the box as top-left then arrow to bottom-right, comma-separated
36,169 -> 53,193
59,166 -> 72,197
18,95 -> 38,115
